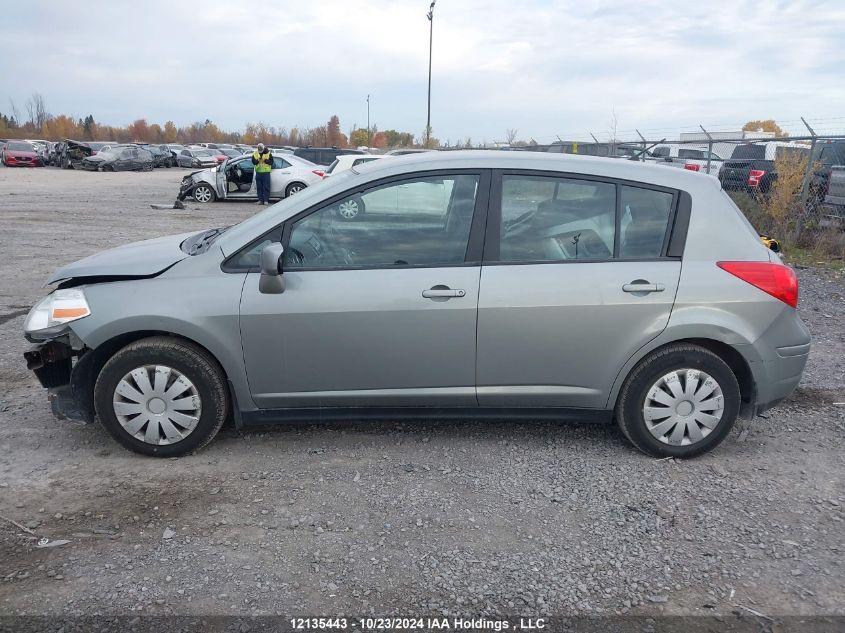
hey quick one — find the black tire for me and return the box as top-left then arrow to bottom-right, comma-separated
193,183 -> 216,203
285,182 -> 307,197
94,336 -> 229,457
615,343 -> 740,458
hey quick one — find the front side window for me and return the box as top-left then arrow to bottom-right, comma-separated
499,176 -> 616,262
284,174 -> 479,270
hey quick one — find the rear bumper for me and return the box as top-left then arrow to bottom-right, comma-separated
753,343 -> 810,415
738,310 -> 811,416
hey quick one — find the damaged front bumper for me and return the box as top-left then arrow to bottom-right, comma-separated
177,174 -> 199,201
24,335 -> 96,424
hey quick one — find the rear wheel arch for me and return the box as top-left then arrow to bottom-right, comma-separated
612,337 -> 755,416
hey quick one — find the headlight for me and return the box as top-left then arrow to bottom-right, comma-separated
24,289 -> 91,334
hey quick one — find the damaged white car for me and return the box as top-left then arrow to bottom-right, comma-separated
178,154 -> 325,203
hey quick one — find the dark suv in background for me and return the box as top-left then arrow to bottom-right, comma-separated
293,147 -> 365,166
718,143 -> 809,194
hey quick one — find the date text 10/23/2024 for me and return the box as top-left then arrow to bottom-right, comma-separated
290,617 -> 547,631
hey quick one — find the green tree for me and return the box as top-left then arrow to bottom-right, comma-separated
349,128 -> 369,147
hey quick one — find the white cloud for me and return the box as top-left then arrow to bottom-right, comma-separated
2,0 -> 844,142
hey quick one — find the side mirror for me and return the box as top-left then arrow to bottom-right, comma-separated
258,243 -> 285,294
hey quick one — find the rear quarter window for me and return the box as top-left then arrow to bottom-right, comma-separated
730,145 -> 765,160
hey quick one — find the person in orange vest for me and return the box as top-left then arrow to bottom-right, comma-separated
252,143 -> 273,205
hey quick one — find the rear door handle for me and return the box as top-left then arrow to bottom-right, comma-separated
622,281 -> 665,293
422,287 -> 466,299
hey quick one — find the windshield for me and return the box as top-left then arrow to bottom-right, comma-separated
8,142 -> 34,151
194,149 -> 214,156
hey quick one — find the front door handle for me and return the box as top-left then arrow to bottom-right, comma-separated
622,281 -> 665,293
422,287 -> 466,299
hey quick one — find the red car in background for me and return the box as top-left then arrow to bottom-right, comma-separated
2,141 -> 43,167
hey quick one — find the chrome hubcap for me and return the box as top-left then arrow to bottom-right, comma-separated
643,369 -> 724,446
113,365 -> 202,445
195,187 -> 212,202
338,200 -> 359,219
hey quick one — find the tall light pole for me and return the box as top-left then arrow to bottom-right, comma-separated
366,94 -> 370,148
426,1 -> 435,148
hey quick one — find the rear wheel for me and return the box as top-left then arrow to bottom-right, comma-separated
94,337 -> 228,457
193,183 -> 216,203
615,344 -> 740,458
337,196 -> 365,220
285,182 -> 306,197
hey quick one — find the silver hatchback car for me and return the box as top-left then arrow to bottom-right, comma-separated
23,152 -> 810,458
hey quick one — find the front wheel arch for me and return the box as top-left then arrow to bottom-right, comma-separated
74,331 -> 233,427
193,183 -> 216,203
93,335 -> 229,456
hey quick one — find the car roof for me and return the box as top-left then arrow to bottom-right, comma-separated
356,149 -> 716,188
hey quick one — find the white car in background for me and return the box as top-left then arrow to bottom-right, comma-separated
323,154 -> 386,178
649,144 -> 725,176
178,153 -> 325,203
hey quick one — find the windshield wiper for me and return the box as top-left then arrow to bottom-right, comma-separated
188,227 -> 228,255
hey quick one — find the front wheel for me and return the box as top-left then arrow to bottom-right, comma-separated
193,183 -> 216,203
615,344 -> 740,458
93,337 -> 229,457
285,182 -> 306,197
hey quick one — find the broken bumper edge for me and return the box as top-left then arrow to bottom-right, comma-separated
24,341 -> 93,424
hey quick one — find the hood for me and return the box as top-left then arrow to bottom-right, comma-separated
47,231 -> 196,284
9,151 -> 37,158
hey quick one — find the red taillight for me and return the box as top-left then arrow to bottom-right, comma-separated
312,169 -> 325,177
747,169 -> 766,187
717,261 -> 798,308
683,163 -> 700,172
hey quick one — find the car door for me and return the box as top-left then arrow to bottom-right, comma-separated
237,171 -> 488,408
476,172 -> 682,409
270,157 -> 293,195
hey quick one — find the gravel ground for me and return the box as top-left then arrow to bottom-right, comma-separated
0,167 -> 843,623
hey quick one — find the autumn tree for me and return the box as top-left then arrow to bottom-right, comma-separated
383,130 -> 414,148
326,115 -> 346,147
371,131 -> 387,149
163,121 -> 177,143
743,119 -> 786,137
128,118 -> 149,142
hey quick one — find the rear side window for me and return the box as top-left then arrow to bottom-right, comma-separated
678,148 -> 704,160
618,186 -> 674,258
731,144 -> 765,160
499,176 -> 616,262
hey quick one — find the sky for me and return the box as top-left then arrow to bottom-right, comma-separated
2,0 -> 845,144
